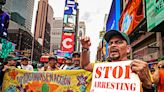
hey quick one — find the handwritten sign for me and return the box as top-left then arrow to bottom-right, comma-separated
91,60 -> 140,92
2,69 -> 92,92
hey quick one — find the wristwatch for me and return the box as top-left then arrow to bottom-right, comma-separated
82,47 -> 89,52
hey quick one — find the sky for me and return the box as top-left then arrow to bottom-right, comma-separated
34,0 -> 113,61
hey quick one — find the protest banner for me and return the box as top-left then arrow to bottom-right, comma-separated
2,69 -> 92,92
90,60 -> 140,92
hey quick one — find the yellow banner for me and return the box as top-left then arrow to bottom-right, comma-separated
2,69 -> 92,92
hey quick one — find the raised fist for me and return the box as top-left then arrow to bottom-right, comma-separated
80,36 -> 91,49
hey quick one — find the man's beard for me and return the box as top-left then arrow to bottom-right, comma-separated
109,48 -> 120,61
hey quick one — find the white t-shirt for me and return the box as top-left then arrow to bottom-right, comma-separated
18,65 -> 33,71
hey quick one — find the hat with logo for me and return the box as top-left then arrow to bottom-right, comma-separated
104,30 -> 130,45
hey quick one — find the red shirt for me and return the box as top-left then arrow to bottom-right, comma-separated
158,68 -> 164,92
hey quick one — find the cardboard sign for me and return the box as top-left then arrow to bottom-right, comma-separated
91,60 -> 140,92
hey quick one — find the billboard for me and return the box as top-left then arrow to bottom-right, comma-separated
64,0 -> 78,15
56,50 -> 72,57
146,0 -> 164,31
63,15 -> 76,32
119,0 -> 145,35
106,0 -> 120,31
61,33 -> 74,52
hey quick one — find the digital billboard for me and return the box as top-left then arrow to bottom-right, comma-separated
61,32 -> 74,52
64,0 -> 78,15
63,15 -> 76,32
119,0 -> 145,35
146,0 -> 164,31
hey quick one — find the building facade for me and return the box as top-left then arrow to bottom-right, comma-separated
76,21 -> 86,52
42,5 -> 54,53
3,0 -> 34,31
50,17 -> 63,53
34,0 -> 48,43
119,0 -> 164,69
2,0 -> 42,61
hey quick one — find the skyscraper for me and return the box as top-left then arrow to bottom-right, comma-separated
3,0 -> 34,31
76,21 -> 86,51
43,5 -> 54,53
50,17 -> 63,53
34,0 -> 48,43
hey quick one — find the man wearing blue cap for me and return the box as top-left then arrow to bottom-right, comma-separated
80,30 -> 154,92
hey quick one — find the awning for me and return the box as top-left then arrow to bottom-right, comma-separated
40,56 -> 65,63
40,56 -> 49,63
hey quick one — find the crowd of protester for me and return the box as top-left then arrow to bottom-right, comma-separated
0,51 -> 81,89
0,42 -> 163,92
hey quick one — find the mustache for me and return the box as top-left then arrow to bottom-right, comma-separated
110,48 -> 119,52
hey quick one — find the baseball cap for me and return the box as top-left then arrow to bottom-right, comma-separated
48,55 -> 57,61
5,55 -> 19,62
21,56 -> 30,61
72,51 -> 80,57
104,30 -> 130,45
65,56 -> 72,60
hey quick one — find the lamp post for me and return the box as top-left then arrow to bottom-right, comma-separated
31,34 -> 35,61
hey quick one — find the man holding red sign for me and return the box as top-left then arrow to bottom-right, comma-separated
80,30 -> 154,92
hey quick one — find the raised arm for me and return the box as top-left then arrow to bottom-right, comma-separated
80,36 -> 92,71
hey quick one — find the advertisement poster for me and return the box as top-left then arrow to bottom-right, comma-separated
90,61 -> 140,92
61,33 -> 74,52
119,0 -> 144,35
146,0 -> 164,31
63,15 -> 76,33
2,69 -> 92,92
64,0 -> 78,15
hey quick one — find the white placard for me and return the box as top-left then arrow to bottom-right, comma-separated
90,60 -> 140,92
